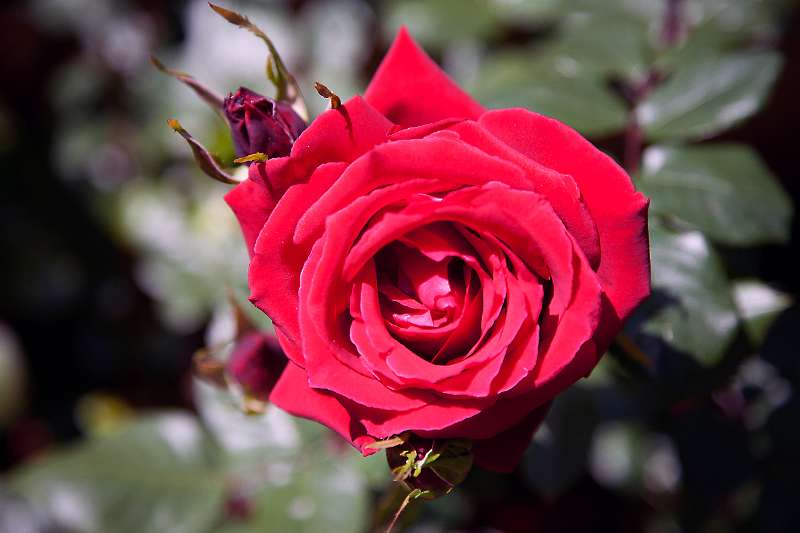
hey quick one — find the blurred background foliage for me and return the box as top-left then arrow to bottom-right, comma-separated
1,0 -> 799,532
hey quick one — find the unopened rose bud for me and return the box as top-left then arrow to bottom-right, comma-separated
385,435 -> 473,497
223,87 -> 306,158
226,331 -> 288,401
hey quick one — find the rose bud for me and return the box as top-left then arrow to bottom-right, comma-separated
385,435 -> 473,498
226,331 -> 288,402
224,87 -> 306,158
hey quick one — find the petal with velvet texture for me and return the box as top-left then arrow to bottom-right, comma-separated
472,402 -> 551,473
364,27 -> 484,128
269,362 -> 376,452
249,162 -> 347,358
224,173 -> 276,257
479,108 -> 650,351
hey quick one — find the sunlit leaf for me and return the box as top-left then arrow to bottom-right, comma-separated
656,0 -> 789,70
239,451 -> 370,533
640,144 -> 792,245
642,222 -> 740,366
193,382 -> 371,533
548,0 -> 663,79
732,280 -> 792,345
488,0 -> 565,25
638,52 -> 782,140
381,0 -> 498,49
474,51 -> 628,136
193,380 -> 299,465
8,412 -> 225,533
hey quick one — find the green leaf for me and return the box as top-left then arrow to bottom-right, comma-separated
640,144 -> 793,245
193,380 -> 371,533
656,0 -> 788,70
192,380 -> 299,466
548,0 -> 663,79
687,0 -> 789,43
381,0 -> 498,49
488,0 -> 566,25
239,452 -> 370,533
732,280 -> 792,345
638,51 -> 782,140
8,412 -> 226,533
644,222 -> 740,366
474,51 -> 628,136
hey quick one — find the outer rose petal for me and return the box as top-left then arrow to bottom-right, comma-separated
294,135 -> 531,250
441,120 -> 601,268
247,96 -> 394,354
269,361 -> 376,452
249,162 -> 347,359
479,109 -> 650,351
472,402 -> 551,473
252,95 -> 394,199
224,173 -> 276,257
365,27 -> 484,128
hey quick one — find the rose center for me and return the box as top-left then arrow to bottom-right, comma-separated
374,223 -> 486,363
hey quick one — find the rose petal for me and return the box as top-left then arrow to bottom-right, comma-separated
294,136 -> 530,248
364,28 -> 484,128
471,402 -> 551,473
479,108 -> 650,351
249,162 -> 347,356
444,120 -> 601,268
224,173 -> 276,257
269,362 -> 375,452
253,95 -> 394,198
302,240 -> 431,411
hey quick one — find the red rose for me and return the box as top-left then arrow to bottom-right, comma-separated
225,29 -> 650,472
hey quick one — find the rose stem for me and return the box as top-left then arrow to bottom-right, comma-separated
385,490 -> 418,533
662,0 -> 685,46
623,0 -> 685,175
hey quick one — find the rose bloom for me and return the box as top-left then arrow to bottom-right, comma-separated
225,29 -> 650,472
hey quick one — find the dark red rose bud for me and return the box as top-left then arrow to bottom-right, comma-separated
224,87 -> 306,158
385,435 -> 473,498
226,331 -> 288,401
